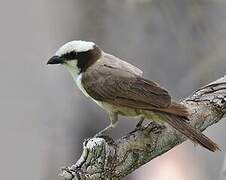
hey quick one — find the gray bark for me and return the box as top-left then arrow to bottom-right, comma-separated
60,75 -> 226,180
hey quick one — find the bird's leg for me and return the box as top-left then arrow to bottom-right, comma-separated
94,112 -> 118,137
136,116 -> 145,129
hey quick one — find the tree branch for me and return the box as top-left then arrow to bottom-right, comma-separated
60,75 -> 226,180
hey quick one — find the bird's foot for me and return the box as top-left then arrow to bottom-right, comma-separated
135,117 -> 145,130
94,131 -> 106,138
94,125 -> 113,138
94,116 -> 118,138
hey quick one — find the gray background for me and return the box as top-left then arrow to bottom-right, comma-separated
0,0 -> 226,179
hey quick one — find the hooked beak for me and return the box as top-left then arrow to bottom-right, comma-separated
47,56 -> 64,65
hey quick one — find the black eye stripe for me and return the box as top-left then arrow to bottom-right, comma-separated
62,51 -> 78,60
60,45 -> 102,73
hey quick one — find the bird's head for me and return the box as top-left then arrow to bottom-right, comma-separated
47,40 -> 102,75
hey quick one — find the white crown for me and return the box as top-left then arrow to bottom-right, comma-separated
56,40 -> 95,56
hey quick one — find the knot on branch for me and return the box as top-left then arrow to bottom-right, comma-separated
189,81 -> 226,113
60,137 -> 116,180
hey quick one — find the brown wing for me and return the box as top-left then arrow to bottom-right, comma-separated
82,63 -> 171,109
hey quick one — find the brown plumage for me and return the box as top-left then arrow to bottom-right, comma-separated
82,53 -> 219,152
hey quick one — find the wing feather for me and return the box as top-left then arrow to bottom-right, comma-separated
82,63 -> 171,109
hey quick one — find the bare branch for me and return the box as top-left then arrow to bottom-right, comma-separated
60,75 -> 226,180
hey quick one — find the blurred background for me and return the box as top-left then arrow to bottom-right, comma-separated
0,0 -> 226,179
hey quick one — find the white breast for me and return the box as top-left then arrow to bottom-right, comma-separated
76,74 -> 114,112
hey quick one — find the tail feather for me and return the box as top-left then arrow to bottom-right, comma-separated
158,101 -> 190,117
157,113 -> 220,152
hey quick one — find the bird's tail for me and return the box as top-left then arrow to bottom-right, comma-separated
157,112 -> 220,152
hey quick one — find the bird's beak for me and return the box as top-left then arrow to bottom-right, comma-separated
47,56 -> 64,65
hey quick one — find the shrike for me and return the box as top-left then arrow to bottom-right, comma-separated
47,40 -> 219,152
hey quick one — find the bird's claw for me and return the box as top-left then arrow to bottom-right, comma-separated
135,117 -> 145,129
94,132 -> 104,138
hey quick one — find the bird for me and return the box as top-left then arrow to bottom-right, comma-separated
47,40 -> 219,152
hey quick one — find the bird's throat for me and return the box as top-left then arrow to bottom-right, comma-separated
63,61 -> 80,82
